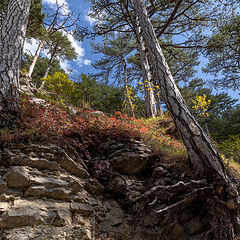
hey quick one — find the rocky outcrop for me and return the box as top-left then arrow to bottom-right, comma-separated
0,140 -> 214,239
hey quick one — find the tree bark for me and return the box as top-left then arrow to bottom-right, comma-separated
135,18 -> 157,118
0,8 -> 6,29
132,0 -> 230,181
0,0 -> 31,127
27,39 -> 45,78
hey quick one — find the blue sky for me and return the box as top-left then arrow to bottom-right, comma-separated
24,0 -> 239,102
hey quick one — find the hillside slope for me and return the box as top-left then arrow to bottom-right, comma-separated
0,95 -> 239,240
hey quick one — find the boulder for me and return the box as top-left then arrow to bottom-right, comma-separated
85,178 -> 104,195
111,151 -> 148,174
0,207 -> 48,229
5,167 -> 29,188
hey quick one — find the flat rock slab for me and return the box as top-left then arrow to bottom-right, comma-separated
70,203 -> 94,217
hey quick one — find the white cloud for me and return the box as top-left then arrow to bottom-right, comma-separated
83,59 -> 91,66
67,33 -> 84,59
66,32 -> 91,67
60,60 -> 71,72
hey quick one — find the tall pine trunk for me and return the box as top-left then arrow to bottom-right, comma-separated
135,18 -> 157,118
0,0 -> 31,127
133,0 -> 230,181
132,1 -> 239,238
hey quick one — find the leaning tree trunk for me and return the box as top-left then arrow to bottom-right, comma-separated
42,56 -> 53,80
39,56 -> 54,90
135,18 -> 157,118
39,42 -> 59,90
27,39 -> 45,78
132,0 -> 239,238
133,0 -> 229,182
0,0 -> 31,127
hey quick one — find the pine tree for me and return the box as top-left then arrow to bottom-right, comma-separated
39,31 -> 77,89
133,0 -> 239,238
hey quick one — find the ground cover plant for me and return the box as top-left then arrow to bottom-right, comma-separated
0,95 -> 186,164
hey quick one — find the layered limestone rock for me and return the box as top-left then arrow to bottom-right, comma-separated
0,140 -> 212,239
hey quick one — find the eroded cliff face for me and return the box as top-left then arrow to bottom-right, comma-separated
0,140 -> 214,240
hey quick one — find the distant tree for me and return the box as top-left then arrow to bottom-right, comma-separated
96,84 -> 125,114
0,0 -> 31,127
26,0 -> 45,39
219,135 -> 240,163
180,78 -> 238,141
212,105 -> 240,141
92,33 -> 136,117
21,53 -> 65,86
71,74 -> 99,108
26,1 -> 79,79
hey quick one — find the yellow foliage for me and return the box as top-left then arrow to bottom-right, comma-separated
138,80 -> 161,96
192,94 -> 211,119
41,72 -> 75,104
123,85 -> 138,113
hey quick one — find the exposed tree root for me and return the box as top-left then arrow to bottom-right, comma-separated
129,178 -> 240,239
155,186 -> 212,214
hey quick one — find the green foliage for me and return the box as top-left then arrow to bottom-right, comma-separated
26,0 -> 45,39
70,74 -> 99,108
203,14 -> 240,90
211,105 -> 240,141
44,31 -> 78,62
92,84 -> 125,114
39,72 -> 125,114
